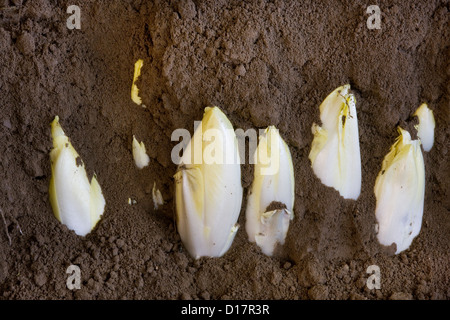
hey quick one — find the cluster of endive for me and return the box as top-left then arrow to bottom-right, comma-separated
173,107 -> 295,258
48,77 -> 435,258
308,87 -> 434,255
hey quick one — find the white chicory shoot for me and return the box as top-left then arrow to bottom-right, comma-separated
152,182 -> 164,210
309,84 -> 362,200
174,106 -> 243,259
132,135 -> 150,169
374,127 -> 425,254
49,116 -> 106,236
414,103 -> 435,152
245,126 -> 295,256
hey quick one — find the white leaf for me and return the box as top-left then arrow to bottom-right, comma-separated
132,135 -> 150,169
152,182 -> 164,210
414,103 -> 435,152
49,116 -> 105,236
309,84 -> 361,200
174,107 -> 243,259
374,127 -> 425,254
246,126 -> 295,256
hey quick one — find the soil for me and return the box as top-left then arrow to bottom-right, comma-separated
0,0 -> 449,300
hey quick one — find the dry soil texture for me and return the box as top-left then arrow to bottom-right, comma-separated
0,0 -> 449,300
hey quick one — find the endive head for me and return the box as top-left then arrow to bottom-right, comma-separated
174,106 -> 243,259
309,84 -> 361,200
49,116 -> 106,237
374,127 -> 425,254
246,126 -> 295,256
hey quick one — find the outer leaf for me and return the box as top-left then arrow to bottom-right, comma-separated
374,127 -> 425,254
132,135 -> 150,169
152,182 -> 164,210
309,84 -> 361,200
49,116 -> 105,236
175,167 -> 206,258
414,103 -> 435,152
90,175 -> 106,230
254,209 -> 292,256
175,107 -> 242,259
246,126 -> 294,256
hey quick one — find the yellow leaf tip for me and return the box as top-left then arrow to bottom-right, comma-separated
131,59 -> 144,105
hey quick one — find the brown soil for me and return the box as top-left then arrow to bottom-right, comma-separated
0,0 -> 449,300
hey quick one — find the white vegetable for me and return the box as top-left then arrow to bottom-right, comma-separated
374,127 -> 425,254
174,106 -> 243,259
49,116 -> 105,236
414,103 -> 435,152
245,126 -> 294,256
309,84 -> 361,200
132,135 -> 150,169
152,182 -> 164,210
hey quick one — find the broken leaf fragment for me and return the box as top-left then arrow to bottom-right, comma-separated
49,116 -> 106,236
309,84 -> 362,200
414,103 -> 435,152
374,127 -> 425,254
132,135 -> 150,169
174,106 -> 243,259
245,126 -> 295,256
152,182 -> 164,210
131,59 -> 144,106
